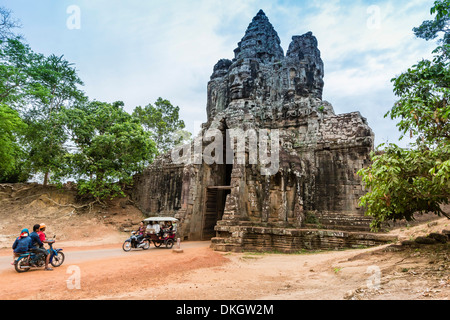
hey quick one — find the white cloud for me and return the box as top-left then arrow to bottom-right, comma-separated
291,0 -> 436,147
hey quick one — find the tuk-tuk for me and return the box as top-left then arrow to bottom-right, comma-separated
143,217 -> 178,249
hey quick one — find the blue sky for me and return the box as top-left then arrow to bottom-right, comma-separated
2,0 -> 438,147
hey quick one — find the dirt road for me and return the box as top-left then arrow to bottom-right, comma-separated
1,237 -> 448,300
0,241 -> 223,300
1,184 -> 447,300
0,241 -> 209,273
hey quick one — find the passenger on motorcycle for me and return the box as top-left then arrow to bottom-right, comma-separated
163,221 -> 173,232
161,221 -> 174,238
11,229 -> 32,265
147,221 -> 160,235
30,224 -> 53,271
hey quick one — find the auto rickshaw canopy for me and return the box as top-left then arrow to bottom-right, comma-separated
143,217 -> 179,223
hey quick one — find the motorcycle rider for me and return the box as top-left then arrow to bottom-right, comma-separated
136,221 -> 146,247
30,224 -> 53,271
38,223 -> 55,245
38,223 -> 46,242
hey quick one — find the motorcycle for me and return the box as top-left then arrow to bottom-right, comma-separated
14,236 -> 65,273
122,231 -> 150,252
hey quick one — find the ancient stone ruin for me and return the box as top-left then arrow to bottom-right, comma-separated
132,10 -> 397,252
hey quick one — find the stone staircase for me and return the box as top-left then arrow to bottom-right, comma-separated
303,212 -> 375,232
211,223 -> 397,253
210,211 -> 397,253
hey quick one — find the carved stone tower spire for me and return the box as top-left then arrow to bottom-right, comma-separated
233,9 -> 284,63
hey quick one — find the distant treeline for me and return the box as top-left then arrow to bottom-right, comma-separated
0,6 -> 190,201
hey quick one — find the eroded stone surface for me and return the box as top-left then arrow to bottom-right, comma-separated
132,10 -> 389,251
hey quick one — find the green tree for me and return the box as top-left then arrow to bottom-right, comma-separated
63,101 -> 157,201
0,38 -> 35,106
0,7 -> 27,106
1,33 -> 86,185
0,6 -> 21,41
22,53 -> 86,185
358,0 -> 450,230
132,97 -> 191,154
0,10 -> 31,182
0,103 -> 28,182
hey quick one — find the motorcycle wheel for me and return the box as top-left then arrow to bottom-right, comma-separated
165,239 -> 174,249
51,251 -> 65,267
141,239 -> 151,250
122,240 -> 132,252
15,257 -> 31,273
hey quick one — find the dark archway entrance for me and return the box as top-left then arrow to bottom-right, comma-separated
202,184 -> 231,240
201,125 -> 233,240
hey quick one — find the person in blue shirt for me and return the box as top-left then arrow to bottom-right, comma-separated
29,224 -> 53,271
12,228 -> 32,265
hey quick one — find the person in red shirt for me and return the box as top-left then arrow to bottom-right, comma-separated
38,223 -> 54,246
38,223 -> 47,242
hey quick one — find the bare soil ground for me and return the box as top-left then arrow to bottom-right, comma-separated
0,183 -> 144,248
0,183 -> 448,300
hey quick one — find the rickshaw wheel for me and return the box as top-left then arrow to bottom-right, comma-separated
153,241 -> 162,248
165,239 -> 174,249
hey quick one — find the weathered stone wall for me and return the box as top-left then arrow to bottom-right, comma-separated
132,155 -> 184,217
131,10 -> 393,251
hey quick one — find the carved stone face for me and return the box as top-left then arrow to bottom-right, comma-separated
228,60 -> 259,101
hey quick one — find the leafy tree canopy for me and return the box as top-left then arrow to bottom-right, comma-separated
0,6 -> 21,41
359,0 -> 450,230
63,101 -> 157,200
0,7 -> 188,201
0,103 -> 28,182
133,97 -> 191,154
22,52 -> 86,185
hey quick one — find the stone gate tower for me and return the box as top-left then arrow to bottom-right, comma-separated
132,10 -> 396,252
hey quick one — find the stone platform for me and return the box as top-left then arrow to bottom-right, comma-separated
211,224 -> 397,253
